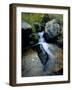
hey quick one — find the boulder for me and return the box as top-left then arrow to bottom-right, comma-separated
22,21 -> 32,49
45,19 -> 61,38
44,19 -> 63,47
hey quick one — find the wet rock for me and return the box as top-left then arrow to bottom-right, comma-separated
22,21 -> 32,48
36,44 -> 49,66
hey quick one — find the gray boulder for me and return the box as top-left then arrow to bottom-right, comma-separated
45,19 -> 61,38
44,19 -> 63,47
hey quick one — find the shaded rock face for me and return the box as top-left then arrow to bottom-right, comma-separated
36,44 -> 49,66
43,32 -> 58,43
22,21 -> 32,49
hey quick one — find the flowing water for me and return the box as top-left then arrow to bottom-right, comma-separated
37,32 -> 63,75
22,31 -> 63,76
38,31 -> 53,57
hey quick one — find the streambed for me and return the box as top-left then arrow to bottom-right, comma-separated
22,32 -> 63,77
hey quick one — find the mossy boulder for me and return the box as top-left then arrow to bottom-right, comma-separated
30,33 -> 40,44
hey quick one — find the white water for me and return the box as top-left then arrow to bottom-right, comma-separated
38,31 -> 53,57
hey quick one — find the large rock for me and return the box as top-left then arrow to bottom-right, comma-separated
44,19 -> 63,47
45,19 -> 61,38
22,21 -> 32,49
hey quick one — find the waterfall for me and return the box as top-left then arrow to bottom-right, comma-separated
38,31 -> 53,57
38,31 -> 45,43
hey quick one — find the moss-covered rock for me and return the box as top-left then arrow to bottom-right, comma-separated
30,33 -> 40,43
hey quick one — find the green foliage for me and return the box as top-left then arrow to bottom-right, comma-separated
22,13 -> 44,32
31,33 -> 40,43
22,13 -> 63,32
48,14 -> 63,21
